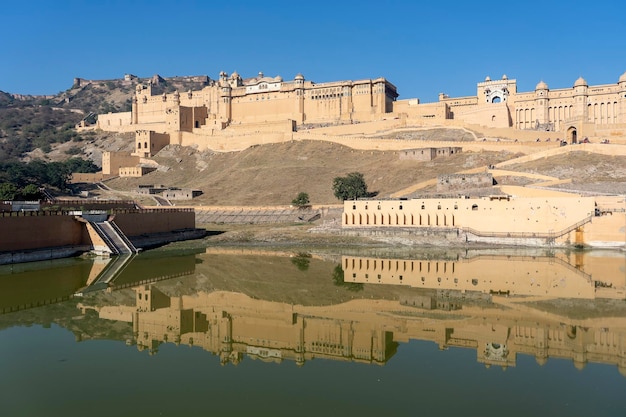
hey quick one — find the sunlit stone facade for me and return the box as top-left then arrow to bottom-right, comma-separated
398,72 -> 626,140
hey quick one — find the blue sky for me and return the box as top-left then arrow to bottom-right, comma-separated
1,0 -> 625,103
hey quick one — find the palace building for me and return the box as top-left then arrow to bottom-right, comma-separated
397,72 -> 626,141
96,70 -> 626,146
98,71 -> 398,138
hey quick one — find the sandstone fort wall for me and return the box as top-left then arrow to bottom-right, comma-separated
112,209 -> 195,237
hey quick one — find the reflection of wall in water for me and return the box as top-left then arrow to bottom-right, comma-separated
342,255 -> 626,300
133,287 -> 396,365
0,261 -> 92,314
110,253 -> 198,290
122,286 -> 626,376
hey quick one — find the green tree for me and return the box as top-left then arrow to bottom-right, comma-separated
332,172 -> 368,201
20,184 -> 41,200
291,192 -> 310,208
0,182 -> 18,200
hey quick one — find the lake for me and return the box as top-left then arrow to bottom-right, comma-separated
1,246 -> 625,416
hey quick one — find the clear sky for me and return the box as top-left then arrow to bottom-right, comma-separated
1,0 -> 625,103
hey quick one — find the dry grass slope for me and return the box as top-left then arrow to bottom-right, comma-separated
106,140 -> 519,206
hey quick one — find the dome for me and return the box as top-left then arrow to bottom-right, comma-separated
502,74 -> 508,80
294,73 -> 304,80
485,76 -> 491,81
535,80 -> 548,90
574,76 -> 588,87
230,71 -> 240,79
618,71 -> 626,83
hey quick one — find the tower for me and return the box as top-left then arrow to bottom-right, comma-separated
294,73 -> 305,123
534,81 -> 549,129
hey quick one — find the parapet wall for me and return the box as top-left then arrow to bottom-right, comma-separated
111,209 -> 195,237
0,212 -> 87,251
0,209 -> 198,264
97,111 -> 132,131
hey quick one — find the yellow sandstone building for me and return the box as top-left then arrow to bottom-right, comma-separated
96,70 -> 626,145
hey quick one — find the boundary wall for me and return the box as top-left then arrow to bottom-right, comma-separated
0,209 -> 198,264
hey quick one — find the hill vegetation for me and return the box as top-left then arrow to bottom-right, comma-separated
0,74 -> 206,197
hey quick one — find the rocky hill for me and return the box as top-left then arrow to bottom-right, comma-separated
0,74 -> 211,162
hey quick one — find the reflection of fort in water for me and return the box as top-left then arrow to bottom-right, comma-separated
342,253 -> 626,300
89,252 -> 626,376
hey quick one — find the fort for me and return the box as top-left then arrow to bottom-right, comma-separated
91,70 -> 626,150
72,69 -> 626,250
85,70 -> 626,181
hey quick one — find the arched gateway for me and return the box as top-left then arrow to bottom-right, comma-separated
567,126 -> 577,144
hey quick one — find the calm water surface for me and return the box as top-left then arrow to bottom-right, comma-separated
1,247 -> 625,417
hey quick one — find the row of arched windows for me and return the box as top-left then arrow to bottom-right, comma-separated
516,108 -> 535,129
587,101 -> 619,124
344,212 -> 455,226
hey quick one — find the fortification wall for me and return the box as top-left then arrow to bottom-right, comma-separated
447,102 -> 512,129
394,100 -> 447,119
70,172 -> 114,183
111,209 -> 195,237
0,212 -> 87,251
97,112 -> 132,131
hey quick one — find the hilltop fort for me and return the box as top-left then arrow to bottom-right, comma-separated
69,69 -> 626,251
90,70 -> 626,152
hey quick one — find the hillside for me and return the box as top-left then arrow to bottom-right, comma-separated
101,140 -> 518,206
0,74 -> 210,162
